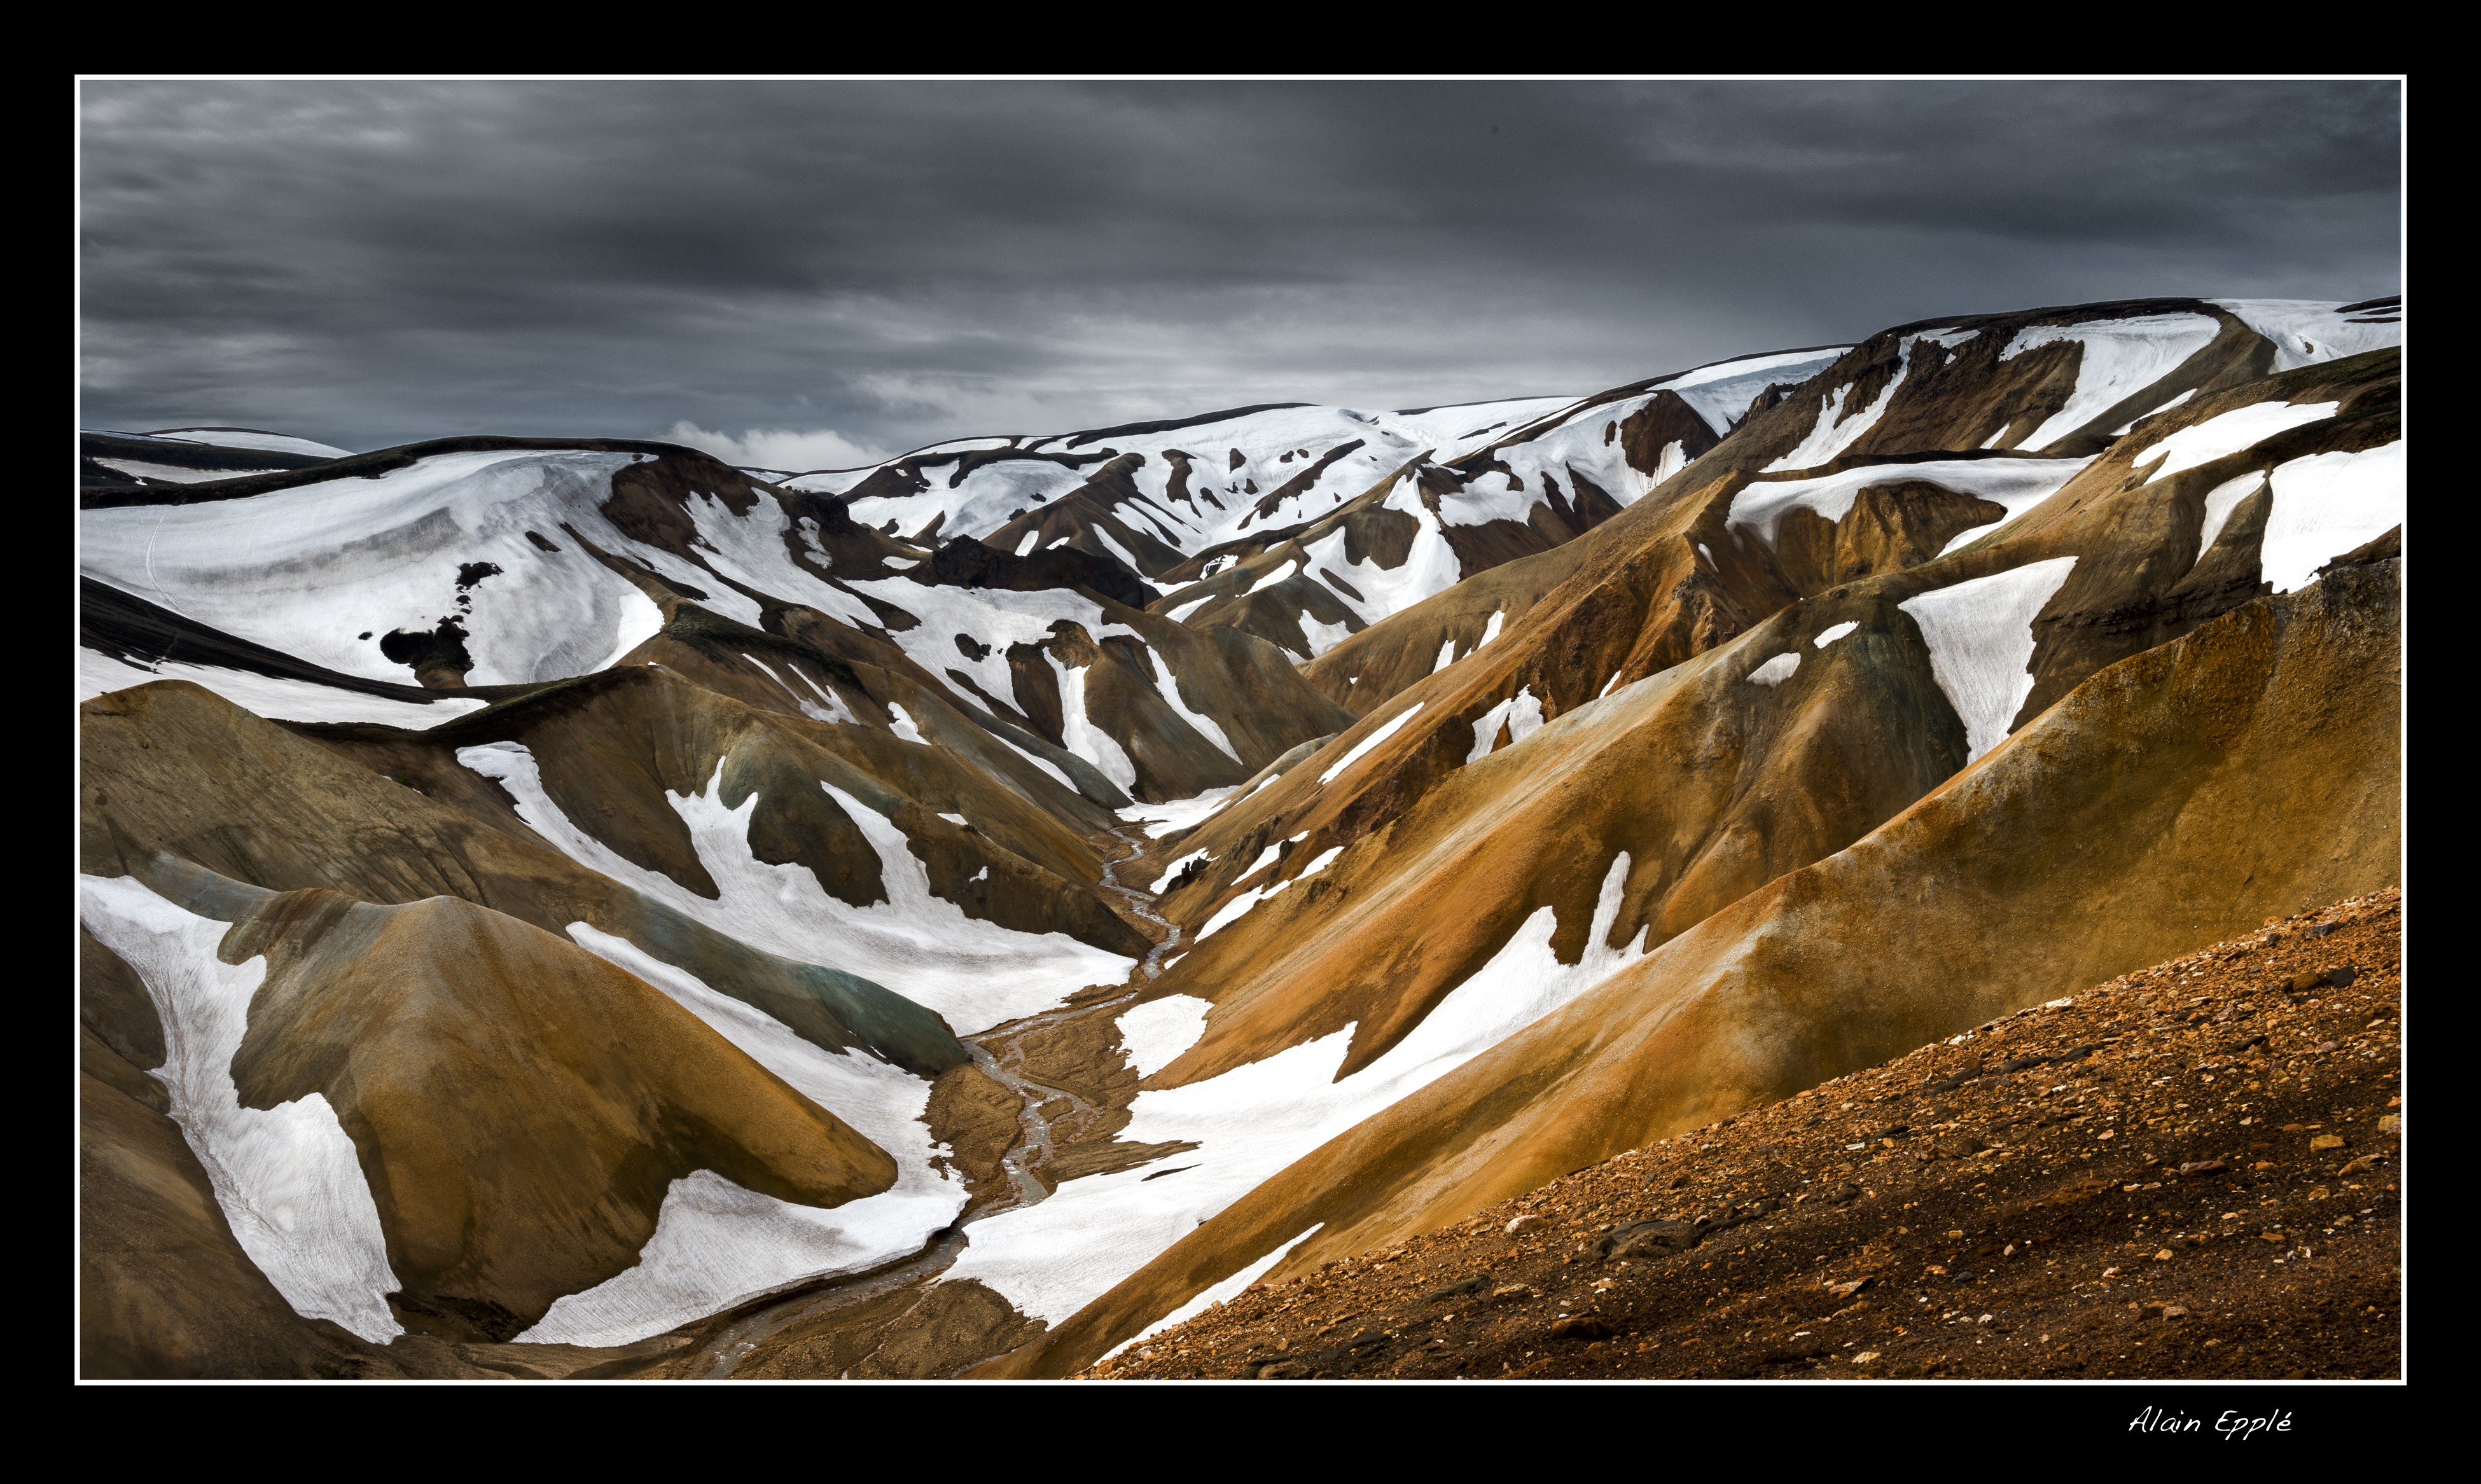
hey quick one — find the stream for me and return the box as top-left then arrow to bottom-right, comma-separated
688,826 -> 1182,1378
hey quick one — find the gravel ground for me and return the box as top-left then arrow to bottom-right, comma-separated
1089,890 -> 2403,1382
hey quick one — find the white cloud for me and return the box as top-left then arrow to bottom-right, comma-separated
660,421 -> 888,473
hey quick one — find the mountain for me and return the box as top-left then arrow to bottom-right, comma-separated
77,295 -> 2401,1377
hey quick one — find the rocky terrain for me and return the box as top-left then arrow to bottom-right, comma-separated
1090,891 -> 2401,1380
78,295 -> 2403,1378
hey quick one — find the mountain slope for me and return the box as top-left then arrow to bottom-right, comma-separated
982,553 -> 2398,1376
1115,345 -> 2398,1100
76,295 -> 2402,1378
1090,891 -> 2401,1381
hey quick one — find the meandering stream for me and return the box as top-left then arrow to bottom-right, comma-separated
688,826 -> 1181,1378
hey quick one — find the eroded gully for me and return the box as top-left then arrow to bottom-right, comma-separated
688,826 -> 1181,1378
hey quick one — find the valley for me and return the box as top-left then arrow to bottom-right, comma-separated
78,295 -> 2405,1380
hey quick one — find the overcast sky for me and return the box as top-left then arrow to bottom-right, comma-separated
80,80 -> 2400,466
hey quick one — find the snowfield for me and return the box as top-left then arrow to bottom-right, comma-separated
81,450 -> 682,686
1118,994 -> 1214,1078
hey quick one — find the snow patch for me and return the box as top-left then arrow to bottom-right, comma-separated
1763,335 -> 1959,473
786,663 -> 858,725
1662,348 -> 1849,436
2260,443 -> 2403,594
2191,472 -> 2267,569
1746,652 -> 1801,687
90,457 -> 286,485
1318,702 -> 1424,786
601,591 -> 668,669
1109,1223 -> 1324,1358
994,733 -> 1078,793
2108,388 -> 2195,436
76,875 -> 404,1343
1150,849 -> 1210,894
1652,440 -> 1690,483
1120,787 -> 1239,840
1150,659 -> 1242,761
1813,620 -> 1861,649
1244,559 -> 1301,595
1055,660 -> 1138,792
740,651 -> 841,723
1466,686 -> 1545,763
1194,880 -> 1278,942
1293,845 -> 1342,879
2133,401 -> 2339,485
1298,614 -> 1356,657
1091,526 -> 1146,573
1898,557 -> 2079,762
1118,995 -> 1213,1078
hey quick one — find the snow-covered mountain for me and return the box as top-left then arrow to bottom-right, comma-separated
78,295 -> 2402,1378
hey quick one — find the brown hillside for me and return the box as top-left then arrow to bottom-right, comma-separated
1090,891 -> 2401,1381
1123,353 -> 2398,1100
984,555 -> 2399,1376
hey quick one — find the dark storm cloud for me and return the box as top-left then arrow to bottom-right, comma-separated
79,79 -> 2400,460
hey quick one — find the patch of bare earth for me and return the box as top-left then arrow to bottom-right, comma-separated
1088,891 -> 2401,1381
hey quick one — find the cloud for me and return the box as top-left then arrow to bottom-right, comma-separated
660,422 -> 888,473
78,80 -> 2400,455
